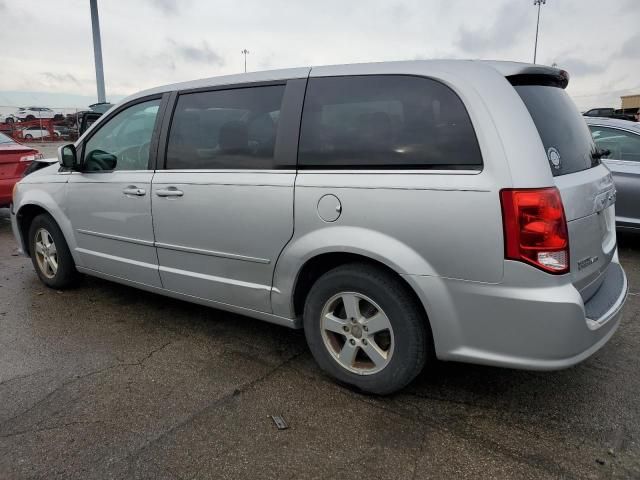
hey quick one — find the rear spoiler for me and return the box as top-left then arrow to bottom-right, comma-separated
507,71 -> 569,89
479,61 -> 570,89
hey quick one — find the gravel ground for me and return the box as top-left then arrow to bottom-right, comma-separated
0,207 -> 638,479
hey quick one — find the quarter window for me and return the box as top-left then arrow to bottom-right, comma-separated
83,99 -> 161,171
166,85 -> 285,170
590,126 -> 640,162
298,75 -> 482,169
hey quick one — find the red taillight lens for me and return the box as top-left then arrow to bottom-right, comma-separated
500,187 -> 569,274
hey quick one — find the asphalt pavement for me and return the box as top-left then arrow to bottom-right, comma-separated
0,207 -> 638,479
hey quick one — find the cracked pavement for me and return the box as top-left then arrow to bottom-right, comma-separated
0,208 -> 639,479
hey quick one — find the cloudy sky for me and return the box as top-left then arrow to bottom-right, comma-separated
0,0 -> 638,111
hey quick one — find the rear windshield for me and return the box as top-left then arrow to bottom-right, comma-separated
513,84 -> 598,176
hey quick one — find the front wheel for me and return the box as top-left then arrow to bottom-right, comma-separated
303,263 -> 430,395
28,213 -> 77,289
24,134 -> 33,140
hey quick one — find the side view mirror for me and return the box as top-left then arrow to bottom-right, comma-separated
58,144 -> 78,170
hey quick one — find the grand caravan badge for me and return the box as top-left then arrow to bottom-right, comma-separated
547,147 -> 561,170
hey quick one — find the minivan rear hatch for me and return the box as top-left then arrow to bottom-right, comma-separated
510,73 -> 617,301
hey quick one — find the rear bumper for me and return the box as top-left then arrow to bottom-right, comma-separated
405,258 -> 628,370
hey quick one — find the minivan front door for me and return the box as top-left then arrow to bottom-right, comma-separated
66,97 -> 164,287
151,80 -> 305,313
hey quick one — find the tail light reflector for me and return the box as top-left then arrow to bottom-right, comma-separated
500,187 -> 569,274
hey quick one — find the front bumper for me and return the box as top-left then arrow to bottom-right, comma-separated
405,258 -> 628,370
10,206 -> 26,256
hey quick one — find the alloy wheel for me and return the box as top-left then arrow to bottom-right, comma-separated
34,228 -> 58,279
320,292 -> 394,375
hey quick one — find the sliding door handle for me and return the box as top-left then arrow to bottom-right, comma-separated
122,186 -> 146,196
156,187 -> 184,197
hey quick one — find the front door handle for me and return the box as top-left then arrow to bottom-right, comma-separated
156,187 -> 184,198
122,186 -> 146,196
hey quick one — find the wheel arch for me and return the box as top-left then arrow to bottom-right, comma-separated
15,200 -> 76,261
272,226 -> 436,318
291,252 -> 429,318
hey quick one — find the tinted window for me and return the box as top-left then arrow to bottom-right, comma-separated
166,85 -> 285,170
83,99 -> 160,171
298,75 -> 482,169
590,126 -> 640,162
514,85 -> 598,176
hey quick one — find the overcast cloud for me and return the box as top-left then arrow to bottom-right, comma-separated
0,0 -> 638,110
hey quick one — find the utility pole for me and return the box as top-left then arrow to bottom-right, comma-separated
533,0 -> 546,64
90,0 -> 106,103
241,49 -> 249,73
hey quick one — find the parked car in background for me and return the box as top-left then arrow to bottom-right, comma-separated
21,126 -> 59,140
14,107 -> 63,122
0,132 -> 43,208
586,117 -> 640,232
53,125 -> 71,139
10,61 -> 628,394
0,113 -> 16,124
584,108 -> 616,117
584,108 -> 636,122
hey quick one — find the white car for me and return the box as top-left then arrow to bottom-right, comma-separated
14,107 -> 61,121
0,113 -> 16,124
21,126 -> 59,140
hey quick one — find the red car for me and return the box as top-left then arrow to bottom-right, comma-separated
0,132 -> 43,208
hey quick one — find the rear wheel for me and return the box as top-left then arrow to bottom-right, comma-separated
25,115 -> 35,121
28,214 -> 77,289
303,263 -> 430,395
24,134 -> 33,140
6,117 -> 14,124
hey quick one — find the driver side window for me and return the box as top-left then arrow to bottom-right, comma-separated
83,99 -> 161,171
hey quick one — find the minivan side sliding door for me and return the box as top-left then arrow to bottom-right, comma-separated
151,79 -> 306,312
66,94 -> 170,287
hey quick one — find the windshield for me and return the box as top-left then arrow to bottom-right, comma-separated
0,132 -> 15,144
513,84 -> 598,176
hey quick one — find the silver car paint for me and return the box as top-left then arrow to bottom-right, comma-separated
12,60 -> 628,370
586,117 -> 640,231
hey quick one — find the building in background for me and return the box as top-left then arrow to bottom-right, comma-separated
621,94 -> 640,110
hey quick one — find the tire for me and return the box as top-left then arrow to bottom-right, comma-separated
26,115 -> 35,121
24,134 -> 33,140
28,213 -> 77,289
6,117 -> 14,124
303,263 -> 430,395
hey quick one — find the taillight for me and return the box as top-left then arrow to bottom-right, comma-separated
500,187 -> 569,274
19,153 -> 43,162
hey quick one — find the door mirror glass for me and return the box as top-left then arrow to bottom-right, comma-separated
85,149 -> 118,171
58,144 -> 77,169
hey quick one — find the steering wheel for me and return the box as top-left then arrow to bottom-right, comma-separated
119,142 -> 151,168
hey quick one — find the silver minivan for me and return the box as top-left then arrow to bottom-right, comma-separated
10,61 -> 628,394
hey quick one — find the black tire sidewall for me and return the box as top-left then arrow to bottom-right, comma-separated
28,214 -> 76,289
303,264 -> 428,395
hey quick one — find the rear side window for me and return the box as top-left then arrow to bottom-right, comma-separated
513,84 -> 597,176
298,75 -> 482,169
166,85 -> 285,170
